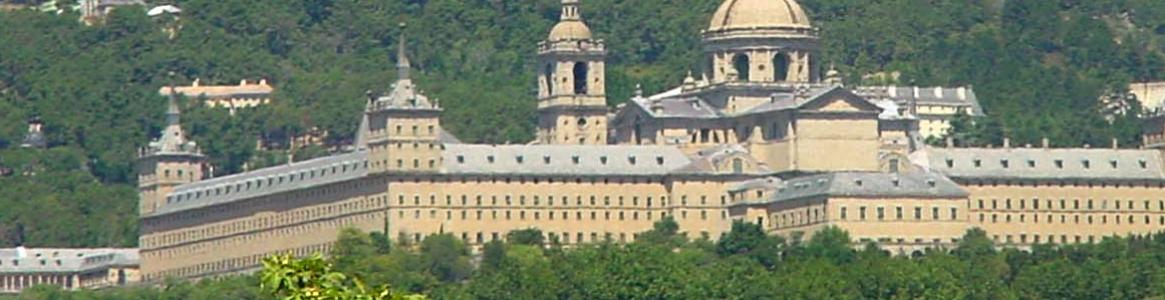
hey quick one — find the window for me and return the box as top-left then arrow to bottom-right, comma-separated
573,62 -> 588,94
876,207 -> 885,220
840,207 -> 848,220
732,54 -> 750,81
860,207 -> 867,220
773,53 -> 789,81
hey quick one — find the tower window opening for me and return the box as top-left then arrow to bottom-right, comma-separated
544,64 -> 554,96
732,54 -> 750,81
774,53 -> 789,81
573,62 -> 588,94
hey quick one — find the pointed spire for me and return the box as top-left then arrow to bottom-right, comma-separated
396,22 -> 411,81
561,0 -> 581,21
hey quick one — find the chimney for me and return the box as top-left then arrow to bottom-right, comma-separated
240,79 -> 248,86
957,87 -> 967,100
912,86 -> 920,99
259,78 -> 268,85
1003,137 -> 1011,148
933,87 -> 943,98
945,136 -> 954,148
888,86 -> 898,98
1042,137 -> 1049,149
1112,138 -> 1119,149
1084,144 -> 1091,149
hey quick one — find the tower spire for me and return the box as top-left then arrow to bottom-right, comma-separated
396,22 -> 410,81
159,85 -> 189,152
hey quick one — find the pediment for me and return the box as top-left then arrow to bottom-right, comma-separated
798,87 -> 881,113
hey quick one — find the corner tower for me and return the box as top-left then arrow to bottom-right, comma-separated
536,0 -> 608,145
703,0 -> 819,83
366,24 -> 444,174
137,89 -> 207,216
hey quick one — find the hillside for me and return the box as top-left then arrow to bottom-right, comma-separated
2,0 -> 1165,247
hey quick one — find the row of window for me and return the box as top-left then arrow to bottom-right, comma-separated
977,213 -> 1165,226
148,192 -> 380,249
393,208 -> 728,222
947,157 -> 1149,170
839,206 -> 959,221
395,194 -> 673,208
453,154 -> 667,166
976,198 -> 1165,212
992,234 -> 1126,245
148,243 -> 331,283
147,210 -> 376,259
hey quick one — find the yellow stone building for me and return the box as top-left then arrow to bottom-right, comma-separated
0,247 -> 139,294
136,0 -> 1165,281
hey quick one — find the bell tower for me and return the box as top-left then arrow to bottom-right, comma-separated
137,88 -> 207,216
536,0 -> 608,145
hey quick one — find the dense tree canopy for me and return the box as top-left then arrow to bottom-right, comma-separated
10,224 -> 1165,299
2,0 -> 1165,248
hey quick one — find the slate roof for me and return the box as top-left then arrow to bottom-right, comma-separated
920,147 -> 1165,180
0,248 -> 138,274
732,172 -> 968,207
855,86 -> 983,115
151,151 -> 368,217
630,84 -> 845,119
442,144 -> 691,175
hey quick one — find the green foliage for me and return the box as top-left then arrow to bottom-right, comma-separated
13,228 -> 1165,299
3,0 -> 1165,249
260,253 -> 423,300
504,228 -> 545,247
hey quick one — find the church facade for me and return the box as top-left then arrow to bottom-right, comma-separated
136,0 -> 1165,281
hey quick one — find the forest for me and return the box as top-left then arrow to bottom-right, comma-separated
8,221 -> 1165,299
2,0 -> 1165,247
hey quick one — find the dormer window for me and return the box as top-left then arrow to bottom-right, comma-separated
892,179 -> 900,187
600,156 -> 608,165
628,156 -> 637,165
927,180 -> 936,188
516,156 -> 524,164
945,159 -> 954,168
854,179 -> 863,187
1027,160 -> 1036,168
1140,160 -> 1148,169
572,156 -> 580,164
656,156 -> 665,165
543,156 -> 551,164
1000,159 -> 1009,168
1055,160 -> 1064,169
456,156 -> 465,164
1109,160 -> 1118,168
1082,160 -> 1091,169
487,156 -> 495,163
973,159 -> 982,168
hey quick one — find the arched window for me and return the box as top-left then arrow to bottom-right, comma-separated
544,64 -> 554,96
573,62 -> 588,95
773,53 -> 789,81
732,54 -> 750,81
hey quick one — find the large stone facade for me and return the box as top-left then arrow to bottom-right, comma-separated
137,0 -> 1165,282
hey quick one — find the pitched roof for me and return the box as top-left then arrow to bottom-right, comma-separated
442,144 -> 691,175
0,247 -> 138,274
151,151 -> 368,217
919,147 -> 1165,180
732,171 -> 968,207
